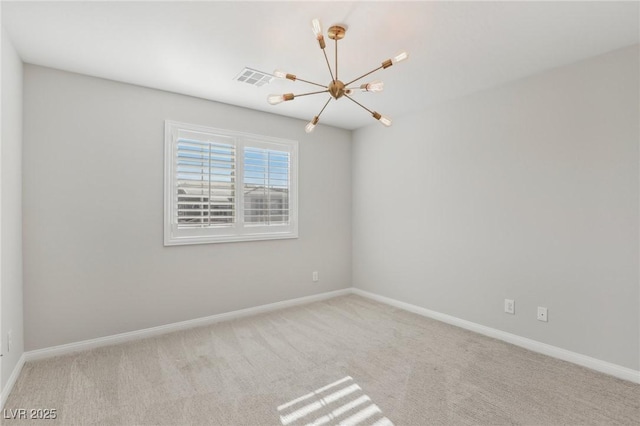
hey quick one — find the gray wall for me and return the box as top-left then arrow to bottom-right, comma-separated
352,45 -> 639,370
1,30 -> 24,389
23,65 -> 352,351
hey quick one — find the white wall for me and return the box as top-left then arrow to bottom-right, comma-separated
352,45 -> 639,370
1,29 -> 24,389
23,65 -> 352,351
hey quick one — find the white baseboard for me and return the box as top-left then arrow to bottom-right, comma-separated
352,288 -> 640,384
1,352 -> 26,410
25,288 -> 351,362
19,286 -> 640,385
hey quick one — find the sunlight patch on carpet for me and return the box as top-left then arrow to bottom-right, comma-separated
278,376 -> 393,426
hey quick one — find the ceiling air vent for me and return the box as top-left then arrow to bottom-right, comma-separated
234,67 -> 273,87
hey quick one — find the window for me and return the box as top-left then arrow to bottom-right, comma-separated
164,121 -> 298,245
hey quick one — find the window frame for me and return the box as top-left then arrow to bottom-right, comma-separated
164,121 -> 298,246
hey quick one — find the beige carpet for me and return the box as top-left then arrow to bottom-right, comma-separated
4,295 -> 639,425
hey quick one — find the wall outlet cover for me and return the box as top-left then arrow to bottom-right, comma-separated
537,307 -> 548,322
504,299 -> 515,314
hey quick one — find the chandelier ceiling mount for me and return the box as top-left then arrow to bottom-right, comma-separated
327,25 -> 347,41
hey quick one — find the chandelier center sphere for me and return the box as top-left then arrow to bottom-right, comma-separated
328,80 -> 346,100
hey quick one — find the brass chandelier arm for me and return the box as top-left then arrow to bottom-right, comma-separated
322,48 -> 336,82
317,96 -> 333,118
281,73 -> 326,89
345,94 -> 390,125
343,93 -> 374,115
305,97 -> 333,133
344,65 -> 384,87
293,89 -> 330,98
335,38 -> 338,81
294,77 -> 327,89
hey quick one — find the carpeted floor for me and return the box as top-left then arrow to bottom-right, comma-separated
4,295 -> 639,425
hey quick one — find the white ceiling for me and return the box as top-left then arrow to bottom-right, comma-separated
2,1 -> 639,130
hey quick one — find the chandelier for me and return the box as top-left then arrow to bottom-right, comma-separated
267,19 -> 408,133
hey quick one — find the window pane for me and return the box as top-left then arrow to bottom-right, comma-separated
243,147 -> 290,225
176,139 -> 236,228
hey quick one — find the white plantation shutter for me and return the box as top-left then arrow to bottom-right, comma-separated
244,147 -> 290,226
165,121 -> 298,245
176,139 -> 236,228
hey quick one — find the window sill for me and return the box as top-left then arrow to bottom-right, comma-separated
164,231 -> 299,246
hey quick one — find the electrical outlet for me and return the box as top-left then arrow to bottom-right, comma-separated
537,307 -> 548,322
312,271 -> 319,282
504,299 -> 515,314
7,330 -> 12,353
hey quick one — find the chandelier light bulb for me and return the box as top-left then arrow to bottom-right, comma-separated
267,93 -> 294,105
392,51 -> 409,64
311,19 -> 323,38
312,19 -> 326,48
305,116 -> 320,133
274,71 -> 296,81
267,94 -> 285,105
361,80 -> 384,92
373,111 -> 392,126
